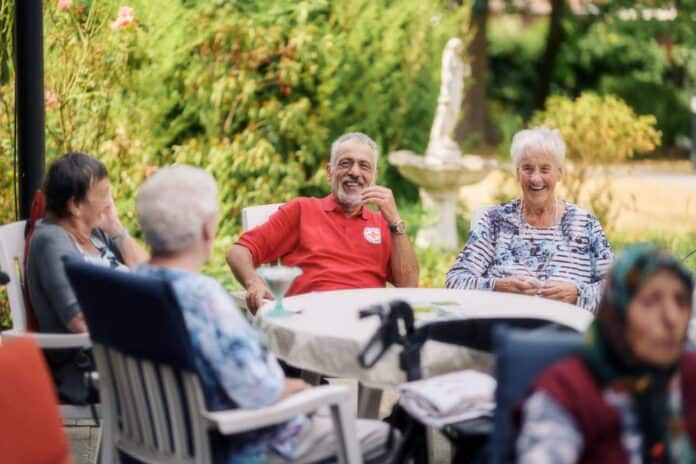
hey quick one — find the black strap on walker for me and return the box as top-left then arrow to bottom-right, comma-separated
357,299 -> 563,381
357,300 -> 427,381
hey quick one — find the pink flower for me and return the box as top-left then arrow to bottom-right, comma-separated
109,5 -> 135,30
44,90 -> 58,110
117,6 -> 133,17
57,0 -> 71,10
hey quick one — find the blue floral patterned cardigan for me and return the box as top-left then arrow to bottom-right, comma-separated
446,199 -> 613,312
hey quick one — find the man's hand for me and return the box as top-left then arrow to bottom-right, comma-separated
362,185 -> 419,287
245,277 -> 273,315
361,186 -> 400,225
538,281 -> 578,304
494,276 -> 538,296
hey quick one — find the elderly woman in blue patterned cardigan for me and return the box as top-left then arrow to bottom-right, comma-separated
446,126 -> 613,313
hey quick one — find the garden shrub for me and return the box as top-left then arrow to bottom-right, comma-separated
557,15 -> 696,148
0,0 -> 470,295
530,92 -> 661,231
487,10 -> 696,150
487,14 -> 547,120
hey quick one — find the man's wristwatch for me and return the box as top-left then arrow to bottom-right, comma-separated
388,219 -> 407,235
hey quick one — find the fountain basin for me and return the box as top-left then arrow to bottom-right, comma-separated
389,150 -> 496,192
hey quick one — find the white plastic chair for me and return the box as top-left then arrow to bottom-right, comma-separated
64,257 -> 362,464
232,203 -> 285,309
0,220 -> 97,422
96,343 -> 360,464
241,202 -> 284,231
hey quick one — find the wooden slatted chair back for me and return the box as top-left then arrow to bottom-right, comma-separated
92,342 -> 211,463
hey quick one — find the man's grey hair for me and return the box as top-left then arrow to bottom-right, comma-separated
136,165 -> 218,255
329,132 -> 379,169
510,126 -> 566,169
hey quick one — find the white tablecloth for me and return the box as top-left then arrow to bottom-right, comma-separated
255,288 -> 593,389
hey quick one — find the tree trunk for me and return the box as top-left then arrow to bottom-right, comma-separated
456,0 -> 489,146
533,0 -> 566,110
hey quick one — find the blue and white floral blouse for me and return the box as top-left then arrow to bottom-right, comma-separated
446,199 -> 613,312
133,264 -> 306,463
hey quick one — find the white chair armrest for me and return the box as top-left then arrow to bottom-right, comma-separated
203,384 -> 352,435
1,330 -> 91,349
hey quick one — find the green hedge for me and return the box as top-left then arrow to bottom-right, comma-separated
0,0 -> 469,285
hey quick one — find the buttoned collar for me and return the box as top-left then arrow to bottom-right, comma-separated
321,194 -> 369,220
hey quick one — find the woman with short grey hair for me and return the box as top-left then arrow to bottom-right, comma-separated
133,165 -> 393,463
136,165 -> 219,255
446,126 -> 613,312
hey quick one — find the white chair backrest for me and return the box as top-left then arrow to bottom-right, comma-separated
92,343 -> 212,464
241,203 -> 284,232
470,206 -> 492,231
0,221 -> 27,331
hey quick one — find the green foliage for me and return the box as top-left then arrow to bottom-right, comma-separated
0,1 -> 14,224
0,0 -> 470,293
416,246 -> 455,289
141,0 -> 469,249
556,13 -> 696,147
487,3 -> 696,149
0,0 -> 12,84
487,15 -> 547,119
530,93 -> 661,231
531,93 -> 661,165
610,231 -> 696,273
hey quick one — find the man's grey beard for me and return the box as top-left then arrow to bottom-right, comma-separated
335,189 -> 362,210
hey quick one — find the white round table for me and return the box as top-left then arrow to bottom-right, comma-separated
256,288 -> 593,389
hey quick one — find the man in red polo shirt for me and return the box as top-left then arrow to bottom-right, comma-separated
227,132 -> 419,313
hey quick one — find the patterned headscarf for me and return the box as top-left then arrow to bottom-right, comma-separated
580,243 -> 693,463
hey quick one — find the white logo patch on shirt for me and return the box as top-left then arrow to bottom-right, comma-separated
363,227 -> 382,244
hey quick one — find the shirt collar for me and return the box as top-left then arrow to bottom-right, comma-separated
321,194 -> 369,220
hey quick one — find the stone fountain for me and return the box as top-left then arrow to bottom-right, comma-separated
389,37 -> 496,250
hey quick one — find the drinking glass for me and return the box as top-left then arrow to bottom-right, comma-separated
256,266 -> 303,318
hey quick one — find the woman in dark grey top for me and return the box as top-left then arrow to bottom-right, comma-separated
27,152 -> 148,403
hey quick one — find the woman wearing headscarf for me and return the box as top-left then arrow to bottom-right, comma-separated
517,244 -> 696,463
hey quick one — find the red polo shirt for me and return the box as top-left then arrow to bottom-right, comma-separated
236,194 -> 393,296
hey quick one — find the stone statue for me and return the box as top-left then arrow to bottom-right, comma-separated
388,36 -> 495,250
426,37 -> 470,162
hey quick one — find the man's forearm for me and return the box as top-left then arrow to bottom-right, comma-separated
226,244 -> 261,288
390,234 -> 419,287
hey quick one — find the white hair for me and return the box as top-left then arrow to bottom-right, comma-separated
136,165 -> 218,255
329,132 -> 379,168
510,126 -> 566,168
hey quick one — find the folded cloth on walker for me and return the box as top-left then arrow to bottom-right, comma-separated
398,370 -> 496,428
